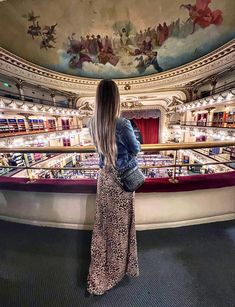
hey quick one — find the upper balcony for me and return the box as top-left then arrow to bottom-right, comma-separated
181,120 -> 235,129
176,89 -> 235,113
0,96 -> 80,117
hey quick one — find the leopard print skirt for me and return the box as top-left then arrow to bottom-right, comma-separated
87,167 -> 139,295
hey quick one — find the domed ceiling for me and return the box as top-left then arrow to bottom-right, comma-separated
0,0 -> 234,79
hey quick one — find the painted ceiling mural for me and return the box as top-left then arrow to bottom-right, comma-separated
0,0 -> 234,79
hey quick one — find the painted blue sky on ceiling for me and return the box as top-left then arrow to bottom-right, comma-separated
0,0 -> 234,79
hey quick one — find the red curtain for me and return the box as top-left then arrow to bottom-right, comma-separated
133,118 -> 159,144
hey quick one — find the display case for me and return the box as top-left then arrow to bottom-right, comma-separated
8,118 -> 18,132
47,119 -> 56,131
17,118 -> 26,132
0,118 -> 9,134
28,119 -> 45,131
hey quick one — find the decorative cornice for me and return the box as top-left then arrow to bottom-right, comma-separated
76,90 -> 187,108
0,97 -> 79,116
176,88 -> 235,113
121,104 -> 167,113
0,40 -> 234,94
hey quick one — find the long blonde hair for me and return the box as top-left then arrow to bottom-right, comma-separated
90,79 -> 121,167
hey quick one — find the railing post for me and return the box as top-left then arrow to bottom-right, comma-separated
23,153 -> 33,181
169,150 -> 179,183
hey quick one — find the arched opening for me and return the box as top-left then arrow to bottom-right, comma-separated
121,109 -> 161,144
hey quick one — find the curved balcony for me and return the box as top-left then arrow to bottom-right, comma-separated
0,142 -> 235,230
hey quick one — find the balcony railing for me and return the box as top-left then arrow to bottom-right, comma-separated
0,125 -> 82,138
0,141 -> 234,182
181,121 -> 235,129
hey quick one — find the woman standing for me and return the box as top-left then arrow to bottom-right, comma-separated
87,79 -> 141,295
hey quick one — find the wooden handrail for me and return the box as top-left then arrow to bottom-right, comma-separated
0,141 -> 234,154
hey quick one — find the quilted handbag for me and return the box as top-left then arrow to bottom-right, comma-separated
118,165 -> 145,192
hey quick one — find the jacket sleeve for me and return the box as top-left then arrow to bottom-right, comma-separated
122,119 -> 141,154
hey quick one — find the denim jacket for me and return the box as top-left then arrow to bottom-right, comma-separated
90,117 -> 141,171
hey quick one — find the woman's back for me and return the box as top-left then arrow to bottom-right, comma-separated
98,117 -> 141,171
87,79 -> 140,296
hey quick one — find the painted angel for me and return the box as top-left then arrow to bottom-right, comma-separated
180,0 -> 223,34
22,10 -> 40,24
